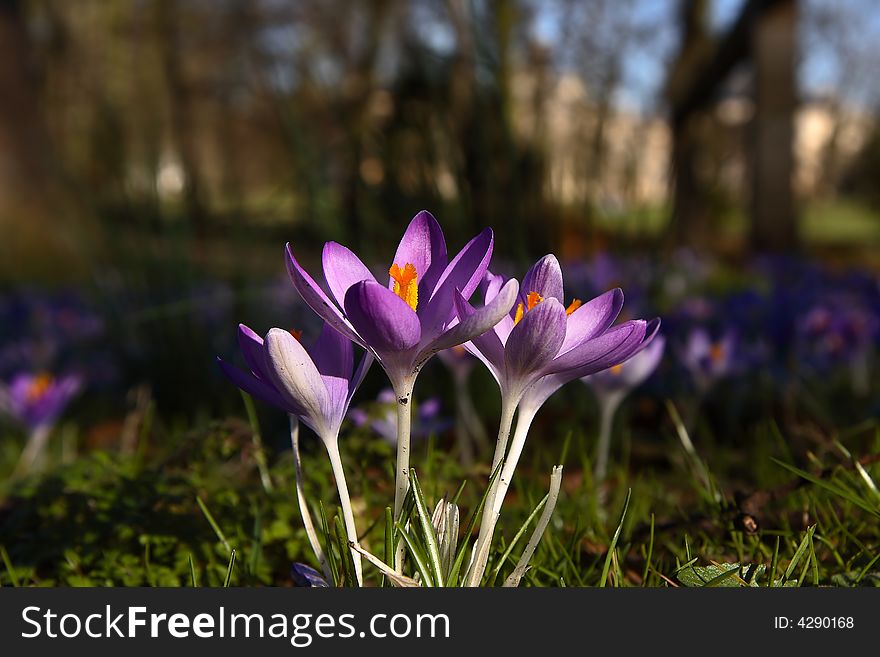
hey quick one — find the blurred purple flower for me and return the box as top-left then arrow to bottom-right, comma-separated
350,388 -> 449,445
582,334 -> 666,403
680,328 -> 737,392
1,372 -> 82,431
581,335 -> 665,480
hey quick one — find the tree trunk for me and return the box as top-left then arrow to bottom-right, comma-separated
750,0 -> 798,251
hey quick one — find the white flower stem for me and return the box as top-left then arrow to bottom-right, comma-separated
594,392 -> 624,483
491,402 -> 540,517
503,465 -> 564,587
393,388 -> 412,522
13,425 -> 52,477
324,436 -> 363,586
391,376 -> 416,571
289,416 -> 332,584
465,394 -> 518,586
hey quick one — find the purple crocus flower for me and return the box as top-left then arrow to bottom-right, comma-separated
680,328 -> 736,393
285,211 -> 517,397
2,372 -> 81,431
1,371 -> 82,476
456,255 -> 657,418
218,323 -> 371,440
285,210 -> 518,517
459,254 -> 659,585
218,322 -> 371,585
581,335 -> 666,480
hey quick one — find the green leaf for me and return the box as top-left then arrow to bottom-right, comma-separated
489,492 -> 549,585
383,507 -> 394,588
395,523 -> 434,587
409,469 -> 445,587
448,462 -> 503,586
318,501 -> 339,585
334,514 -> 358,587
676,562 -> 747,587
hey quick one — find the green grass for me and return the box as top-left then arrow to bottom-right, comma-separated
1,400 -> 877,587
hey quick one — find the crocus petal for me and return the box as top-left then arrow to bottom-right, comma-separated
504,298 -> 567,382
264,328 -> 331,432
546,320 -> 647,377
482,270 -> 507,304
420,278 -> 519,364
344,280 -> 422,354
310,323 -> 355,418
347,351 -> 374,406
559,288 -> 624,354
238,324 -> 272,379
390,210 -> 448,298
451,293 -> 506,384
218,357 -> 301,415
420,228 -> 494,338
322,242 -> 377,310
310,322 -> 354,380
285,244 -> 365,347
521,254 -> 564,302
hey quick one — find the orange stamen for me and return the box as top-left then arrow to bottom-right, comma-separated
290,329 -> 303,342
514,292 -> 544,326
389,262 -> 419,311
610,364 -> 623,376
566,299 -> 582,315
26,374 -> 53,403
709,343 -> 724,364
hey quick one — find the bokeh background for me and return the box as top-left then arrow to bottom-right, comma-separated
1,0 -> 879,555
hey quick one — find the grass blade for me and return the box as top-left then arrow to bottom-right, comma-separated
599,488 -> 632,588
223,549 -> 236,587
188,554 -> 198,587
771,458 -> 880,517
1,545 -> 19,587
783,525 -> 816,585
196,496 -> 231,552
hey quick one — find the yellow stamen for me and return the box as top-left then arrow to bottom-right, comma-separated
290,329 -> 303,342
566,299 -> 582,315
610,364 -> 623,376
514,292 -> 544,326
389,262 -> 419,311
26,374 -> 53,403
709,343 -> 724,364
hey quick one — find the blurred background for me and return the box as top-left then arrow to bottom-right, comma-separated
0,0 -> 878,447
1,0 -> 880,588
